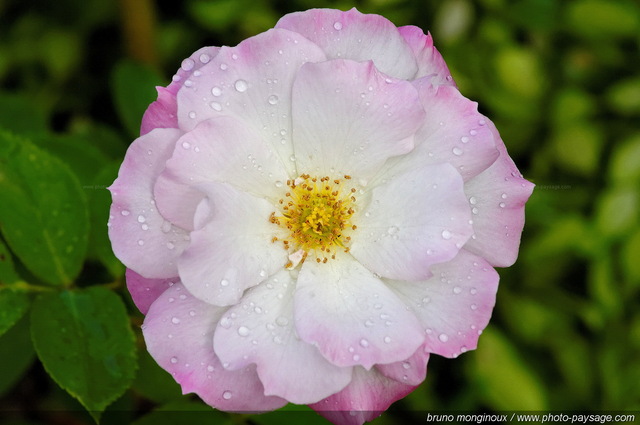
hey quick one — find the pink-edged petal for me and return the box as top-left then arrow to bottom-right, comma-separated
108,128 -> 189,279
276,8 -> 418,80
373,80 -> 499,188
387,249 -> 499,358
310,366 -> 416,425
177,183 -> 287,306
143,282 -> 287,412
294,254 -> 424,369
464,122 -> 534,267
163,117 -> 289,201
291,59 -> 424,180
213,269 -> 352,404
375,343 -> 429,386
398,26 -> 455,86
175,29 -> 327,177
351,163 -> 472,281
141,86 -> 178,136
141,47 -> 221,135
125,268 -> 178,315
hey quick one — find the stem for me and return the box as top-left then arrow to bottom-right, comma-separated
118,0 -> 159,68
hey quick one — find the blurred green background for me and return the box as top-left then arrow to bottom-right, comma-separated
0,0 -> 639,424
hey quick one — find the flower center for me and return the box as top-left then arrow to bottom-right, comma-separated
270,174 -> 357,266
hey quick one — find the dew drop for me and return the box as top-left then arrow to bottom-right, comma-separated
383,336 -> 392,343
352,354 -> 360,361
275,180 -> 283,188
181,58 -> 195,71
387,225 -> 399,235
422,296 -> 431,304
199,53 -> 211,63
276,316 -> 289,327
364,319 -> 374,327
188,111 -> 197,119
501,193 -> 508,199
234,79 -> 248,92
441,230 -> 452,240
222,391 -> 232,400
359,338 -> 369,348
453,286 -> 462,294
461,136 -> 469,143
220,279 -> 229,287
499,202 -> 506,208
137,239 -> 144,246
211,86 -> 222,96
267,94 -> 279,105
161,220 -> 172,233
220,63 -> 228,70
121,209 -> 130,216
137,215 -> 146,223
210,102 -> 222,111
452,147 -> 463,156
166,242 -> 175,250
469,196 -> 477,205
472,207 -> 479,215
237,326 -> 250,337
182,141 -> 191,149
171,317 -> 180,324
402,362 -> 411,369
471,303 -> 478,310
439,333 -> 449,342
333,21 -> 343,30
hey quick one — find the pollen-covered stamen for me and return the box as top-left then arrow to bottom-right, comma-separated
271,174 -> 357,264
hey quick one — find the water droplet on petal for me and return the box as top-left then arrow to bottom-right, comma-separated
387,226 -> 399,235
237,326 -> 250,337
210,102 -> 222,111
220,279 -> 229,287
137,239 -> 144,246
166,242 -> 175,250
170,356 -> 178,364
441,230 -> 452,240
333,21 -> 343,30
222,390 -> 232,400
171,317 -> 180,324
383,336 -> 392,343
182,141 -> 191,149
452,147 -> 463,156
402,362 -> 411,369
268,94 -> 279,105
211,86 -> 222,96
499,202 -> 506,208
188,111 -> 197,119
453,286 -> 462,294
461,136 -> 469,143
439,333 -> 449,342
359,338 -> 369,348
276,316 -> 289,327
234,79 -> 248,92
121,210 -> 130,216
181,58 -> 195,71
137,215 -> 146,223
199,53 -> 210,63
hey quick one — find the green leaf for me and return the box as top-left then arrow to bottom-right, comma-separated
567,0 -> 640,40
472,327 -> 548,410
31,133 -> 110,188
0,287 -> 30,338
31,287 -> 137,421
87,161 -> 124,277
0,314 -> 36,398
111,60 -> 164,138
609,134 -> 640,185
494,46 -> 545,99
132,345 -> 181,403
551,121 -> 603,176
595,186 -> 639,239
0,237 -> 19,284
0,131 -> 89,285
0,92 -> 48,136
132,400 -> 230,425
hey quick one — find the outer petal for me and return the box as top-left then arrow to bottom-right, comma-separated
310,366 -> 416,425
175,29 -> 327,177
398,26 -> 455,86
143,282 -> 287,411
291,59 -> 425,180
351,163 -> 472,281
214,269 -> 352,404
276,8 -> 418,80
108,128 -> 190,278
373,80 -> 499,187
177,183 -> 287,306
163,117 -> 289,202
141,46 -> 221,135
375,343 -> 429,386
463,122 -> 535,267
387,249 -> 499,358
153,172 -> 204,231
294,254 -> 425,369
125,268 -> 177,315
